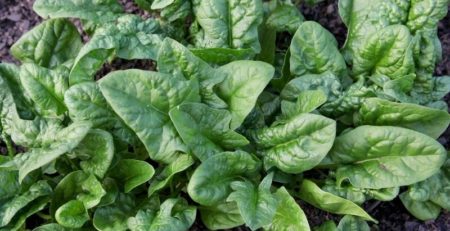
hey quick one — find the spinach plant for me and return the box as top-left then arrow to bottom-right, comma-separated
0,0 -> 449,230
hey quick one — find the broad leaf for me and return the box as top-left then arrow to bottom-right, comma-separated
199,202 -> 244,230
55,200 -> 89,228
33,0 -> 124,23
290,21 -> 346,77
329,126 -> 447,189
187,151 -> 261,206
11,19 -> 82,68
217,60 -> 274,129
170,103 -> 249,161
358,98 -> 450,139
251,113 -> 336,173
227,174 -> 278,231
192,0 -> 264,52
99,69 -> 200,163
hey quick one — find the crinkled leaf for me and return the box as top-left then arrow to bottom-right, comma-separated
69,15 -> 163,85
358,98 -> 450,139
406,0 -> 448,33
170,103 -> 249,161
128,198 -> 196,231
99,69 -> 200,163
93,194 -> 136,231
290,21 -> 346,77
192,0 -> 264,52
52,170 -> 106,216
64,82 -> 136,144
4,122 -> 92,182
33,0 -> 124,23
157,38 -> 227,108
20,63 -> 68,118
73,129 -> 114,178
187,151 -> 261,206
266,4 -> 304,33
10,19 -> 82,68
251,113 -> 336,173
0,181 -> 52,227
329,126 -> 447,189
281,72 -> 342,102
352,25 -> 414,79
217,60 -> 274,129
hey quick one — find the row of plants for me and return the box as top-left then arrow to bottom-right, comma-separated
0,0 -> 449,230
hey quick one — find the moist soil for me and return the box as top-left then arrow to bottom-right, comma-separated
0,0 -> 449,230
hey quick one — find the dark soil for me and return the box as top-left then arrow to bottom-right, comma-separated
0,0 -> 449,230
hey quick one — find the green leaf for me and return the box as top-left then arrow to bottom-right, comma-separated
227,174 -> 278,231
99,69 -> 200,163
148,155 -> 194,197
298,179 -> 376,222
337,215 -> 370,231
52,170 -> 106,216
157,38 -> 227,108
128,198 -> 196,231
358,98 -> 450,139
400,192 -> 441,221
7,122 -> 92,182
32,223 -> 74,231
281,90 -> 327,118
33,0 -> 124,23
10,19 -> 82,68
281,72 -> 342,102
406,0 -> 448,33
0,181 -> 52,227
0,156 -> 20,201
93,194 -> 136,231
64,82 -> 136,144
170,103 -> 249,161
265,187 -> 310,231
251,113 -> 336,173
314,220 -> 337,231
190,48 -> 255,66
32,223 -> 75,231
290,21 -> 346,77
151,0 -> 175,9
20,63 -> 68,117
187,151 -> 261,206
0,63 -> 33,120
111,159 -> 155,193
55,200 -> 89,228
69,15 -> 163,85
352,25 -> 414,79
73,129 -> 114,178
192,0 -> 264,52
266,4 -> 304,33
199,202 -> 244,230
0,197 -> 49,231
217,60 -> 274,129
329,126 -> 447,189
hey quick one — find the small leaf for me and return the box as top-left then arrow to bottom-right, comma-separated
55,200 -> 89,228
111,159 -> 155,193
